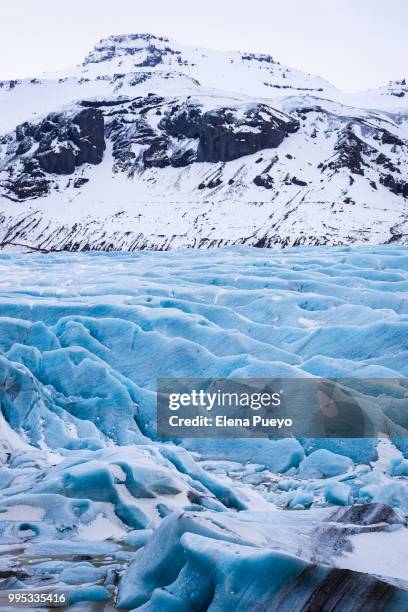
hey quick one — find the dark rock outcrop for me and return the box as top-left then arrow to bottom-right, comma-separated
241,52 -> 276,64
380,173 -> 408,198
108,116 -> 172,172
329,126 -> 378,176
5,159 -> 49,200
196,104 -> 299,163
330,503 -> 404,526
143,135 -> 171,168
13,108 -> 105,177
160,102 -> 298,163
159,102 -> 202,139
253,173 -> 274,189
34,108 -> 105,174
84,34 -> 180,68
170,148 -> 196,167
1,107 -> 105,199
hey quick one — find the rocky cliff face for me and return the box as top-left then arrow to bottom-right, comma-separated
0,33 -> 407,250
161,102 -> 299,163
1,108 -> 105,199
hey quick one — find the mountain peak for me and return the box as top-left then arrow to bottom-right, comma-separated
78,32 -> 335,99
83,32 -> 177,67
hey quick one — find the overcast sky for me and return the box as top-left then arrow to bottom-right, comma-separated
0,0 -> 407,91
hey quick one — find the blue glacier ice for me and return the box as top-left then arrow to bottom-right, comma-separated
389,458 -> 408,477
324,481 -> 352,506
297,449 -> 353,479
0,245 -> 408,609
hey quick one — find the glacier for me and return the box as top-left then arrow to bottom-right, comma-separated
0,245 -> 408,610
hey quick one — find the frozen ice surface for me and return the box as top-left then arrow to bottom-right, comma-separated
0,245 -> 407,609
298,449 -> 353,479
390,458 -> 408,477
324,481 -> 352,506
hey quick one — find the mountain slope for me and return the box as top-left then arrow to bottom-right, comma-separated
0,33 -> 407,251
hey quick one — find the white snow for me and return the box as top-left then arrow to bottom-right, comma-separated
338,528 -> 408,581
0,505 -> 45,521
77,513 -> 127,541
297,317 -> 321,329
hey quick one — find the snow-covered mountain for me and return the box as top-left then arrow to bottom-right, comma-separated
0,33 -> 407,251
